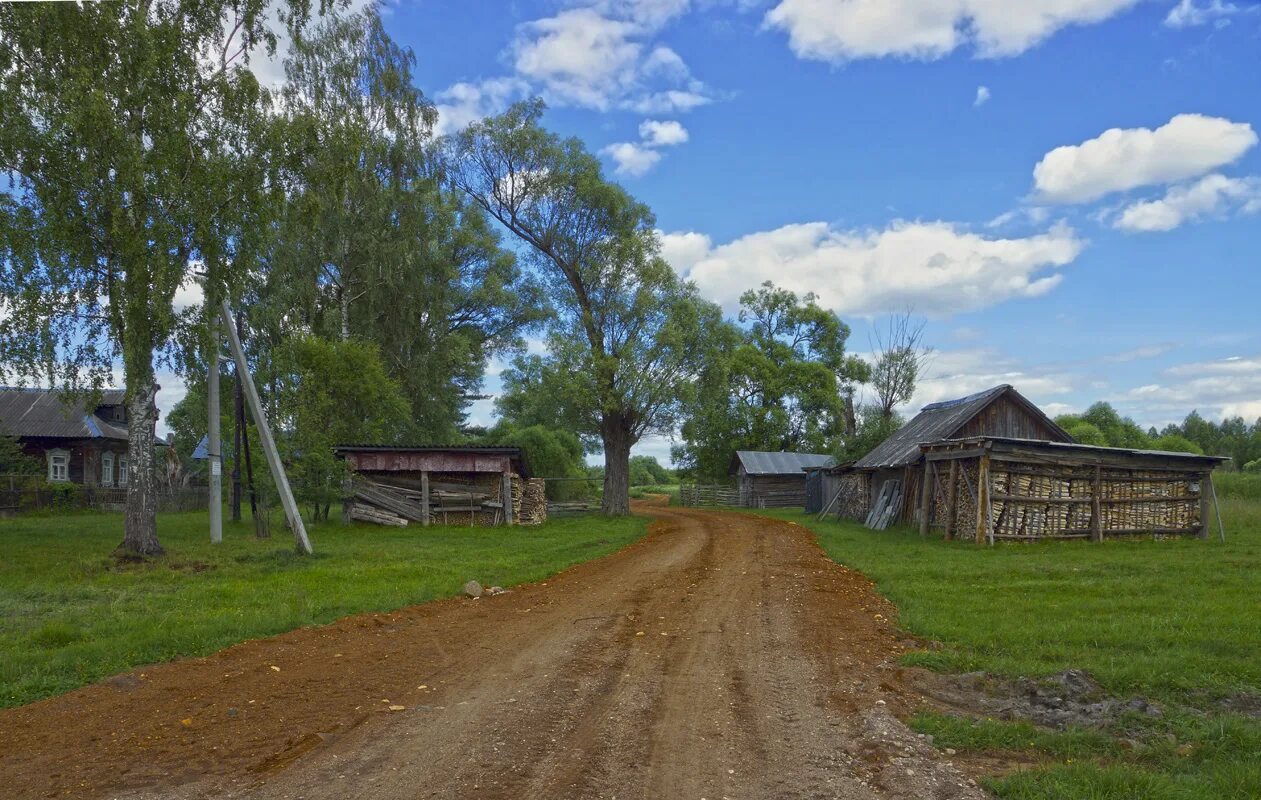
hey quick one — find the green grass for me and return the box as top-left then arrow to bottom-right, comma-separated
629,483 -> 680,503
762,498 -> 1261,799
0,509 -> 648,709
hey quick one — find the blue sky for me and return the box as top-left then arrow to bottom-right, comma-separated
156,0 -> 1261,463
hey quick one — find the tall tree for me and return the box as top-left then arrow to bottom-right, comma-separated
869,311 -> 933,422
450,100 -> 718,514
0,1 -> 314,555
674,282 -> 868,478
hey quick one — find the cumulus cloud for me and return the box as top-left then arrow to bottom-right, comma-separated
1164,0 -> 1247,28
661,220 -> 1084,317
601,141 -> 663,176
1123,354 -> 1261,424
973,85 -> 991,107
763,0 -> 1140,62
506,6 -> 709,113
1114,173 -> 1261,232
433,78 -> 531,137
894,347 -> 1077,414
1033,113 -> 1258,204
639,119 -> 689,146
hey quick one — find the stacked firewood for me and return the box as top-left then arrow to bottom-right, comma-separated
518,478 -> 547,525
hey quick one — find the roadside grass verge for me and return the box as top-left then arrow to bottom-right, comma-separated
760,497 -> 1261,798
629,484 -> 680,503
0,510 -> 648,709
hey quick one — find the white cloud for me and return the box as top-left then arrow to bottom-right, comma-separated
1113,173 -> 1261,232
601,141 -> 663,176
172,275 -> 206,312
763,0 -> 1140,63
639,119 -> 689,146
1123,354 -> 1261,425
1033,113 -> 1258,204
433,77 -> 531,137
1164,0 -> 1246,28
901,347 -> 1076,413
506,6 -> 709,113
662,220 -> 1084,317
974,85 -> 991,107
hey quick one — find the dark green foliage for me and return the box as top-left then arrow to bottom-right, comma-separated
1057,403 -> 1261,468
478,422 -> 592,500
840,405 -> 905,462
629,456 -> 672,486
674,282 -> 868,479
0,431 -> 39,475
272,336 -> 410,513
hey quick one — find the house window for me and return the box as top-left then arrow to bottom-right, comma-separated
102,452 -> 114,487
48,449 -> 70,483
118,457 -> 129,487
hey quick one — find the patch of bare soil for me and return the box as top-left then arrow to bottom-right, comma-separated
906,668 -> 1163,730
1,505 -> 985,800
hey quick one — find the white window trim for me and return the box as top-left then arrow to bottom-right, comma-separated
101,452 -> 114,487
118,456 -> 129,487
47,449 -> 70,483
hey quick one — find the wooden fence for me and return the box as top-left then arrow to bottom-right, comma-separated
0,474 -> 208,516
679,484 -> 740,507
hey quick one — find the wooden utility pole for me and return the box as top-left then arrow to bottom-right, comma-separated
220,299 -> 312,554
208,315 -> 222,544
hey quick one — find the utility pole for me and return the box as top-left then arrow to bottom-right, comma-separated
220,298 -> 312,554
208,314 -> 223,544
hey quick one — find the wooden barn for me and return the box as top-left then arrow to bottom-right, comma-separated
730,450 -> 834,508
334,445 -> 547,527
820,384 -> 1230,542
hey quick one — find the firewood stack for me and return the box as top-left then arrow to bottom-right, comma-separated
518,478 -> 548,525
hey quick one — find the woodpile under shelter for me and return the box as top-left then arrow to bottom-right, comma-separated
730,450 -> 834,508
918,437 -> 1227,543
334,445 -> 547,527
819,385 -> 1230,542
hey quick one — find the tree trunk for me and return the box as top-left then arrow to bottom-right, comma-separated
601,415 -> 633,516
842,391 -> 857,438
118,377 -> 163,556
339,285 -> 350,341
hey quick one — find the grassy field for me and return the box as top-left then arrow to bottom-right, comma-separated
762,496 -> 1261,799
0,509 -> 648,709
629,483 -> 680,503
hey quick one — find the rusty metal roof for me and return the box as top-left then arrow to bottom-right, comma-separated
0,387 -> 128,441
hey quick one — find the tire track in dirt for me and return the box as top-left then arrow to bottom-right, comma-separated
0,502 -> 986,799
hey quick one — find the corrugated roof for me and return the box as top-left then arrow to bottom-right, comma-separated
731,450 -> 835,475
0,387 -> 128,441
852,385 -> 1071,470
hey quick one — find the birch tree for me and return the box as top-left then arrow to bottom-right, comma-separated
0,1 -> 316,555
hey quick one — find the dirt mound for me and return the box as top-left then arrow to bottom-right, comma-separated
908,668 -> 1163,729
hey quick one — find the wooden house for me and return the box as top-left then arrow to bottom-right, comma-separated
729,450 -> 835,508
0,387 -> 131,487
334,445 -> 546,527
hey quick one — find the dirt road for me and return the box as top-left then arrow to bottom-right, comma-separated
2,502 -> 984,799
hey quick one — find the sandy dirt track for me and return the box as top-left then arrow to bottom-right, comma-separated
1,501 -> 985,799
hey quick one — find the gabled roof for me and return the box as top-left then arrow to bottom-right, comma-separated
730,450 -> 835,476
0,387 -> 128,441
852,384 -> 1072,470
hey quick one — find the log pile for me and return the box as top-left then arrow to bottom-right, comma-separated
347,474 -> 548,527
519,478 -> 547,524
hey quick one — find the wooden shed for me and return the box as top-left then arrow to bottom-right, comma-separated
918,437 -> 1228,543
825,385 -> 1072,525
334,445 -> 546,527
729,450 -> 834,508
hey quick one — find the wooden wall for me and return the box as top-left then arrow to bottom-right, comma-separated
955,394 -> 1067,442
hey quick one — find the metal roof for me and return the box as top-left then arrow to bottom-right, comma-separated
731,450 -> 835,476
0,387 -> 128,441
852,384 -> 1071,470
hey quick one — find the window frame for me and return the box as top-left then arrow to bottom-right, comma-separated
118,456 -> 129,487
47,449 -> 70,483
101,451 -> 114,487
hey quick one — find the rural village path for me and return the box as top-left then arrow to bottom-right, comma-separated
2,500 -> 986,800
